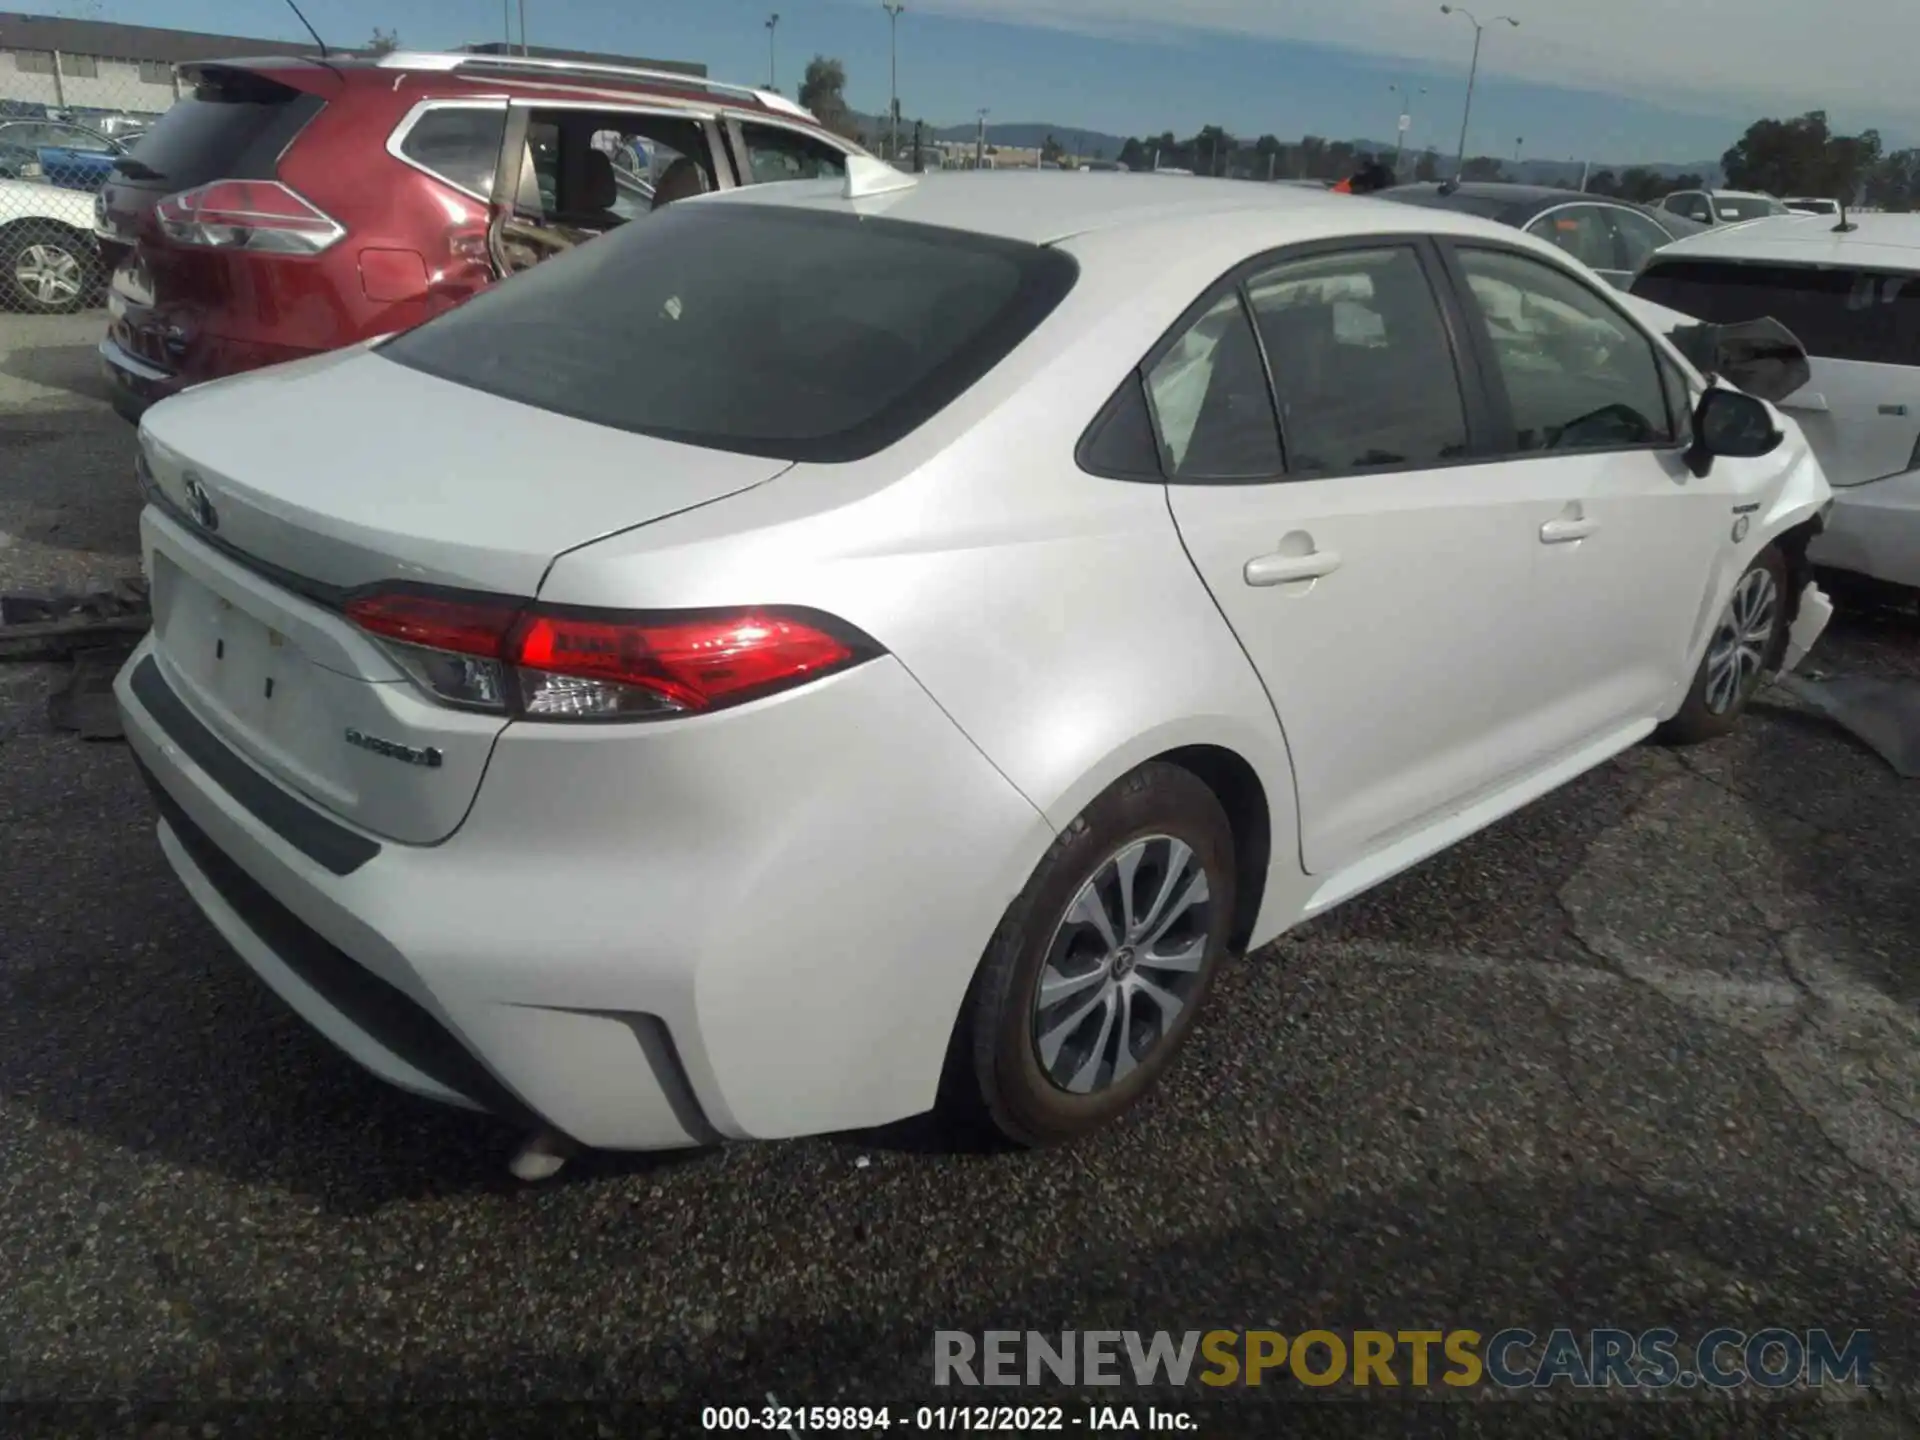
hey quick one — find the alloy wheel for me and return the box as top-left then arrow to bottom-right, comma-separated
1030,834 -> 1214,1095
14,242 -> 82,307
1704,564 -> 1778,715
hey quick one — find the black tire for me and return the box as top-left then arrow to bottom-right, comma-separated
0,221 -> 95,314
1658,545 -> 1788,746
945,761 -> 1237,1148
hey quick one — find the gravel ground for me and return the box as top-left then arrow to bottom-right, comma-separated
1,315 -> 1916,1437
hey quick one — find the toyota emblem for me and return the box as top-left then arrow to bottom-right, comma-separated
183,473 -> 218,531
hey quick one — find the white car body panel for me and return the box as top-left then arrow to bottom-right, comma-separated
1637,213 -> 1920,587
0,174 -> 95,229
116,174 -> 1835,1149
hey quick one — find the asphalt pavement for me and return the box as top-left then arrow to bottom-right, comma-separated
1,313 -> 1915,1437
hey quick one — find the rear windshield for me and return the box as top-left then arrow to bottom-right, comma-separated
1713,197 -> 1787,221
380,203 -> 1079,462
1634,259 -> 1920,366
120,68 -> 324,188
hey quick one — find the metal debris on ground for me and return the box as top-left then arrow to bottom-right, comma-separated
0,576 -> 151,662
1773,671 -> 1920,776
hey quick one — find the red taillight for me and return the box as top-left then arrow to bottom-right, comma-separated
155,179 -> 346,255
343,589 -> 879,721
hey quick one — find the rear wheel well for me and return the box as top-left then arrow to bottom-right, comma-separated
1156,744 -> 1270,953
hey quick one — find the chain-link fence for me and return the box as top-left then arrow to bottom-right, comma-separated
1,43 -> 176,317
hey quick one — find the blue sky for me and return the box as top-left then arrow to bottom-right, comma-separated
73,0 -> 1914,163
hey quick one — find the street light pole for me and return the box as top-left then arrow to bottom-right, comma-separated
1388,81 -> 1427,172
765,13 -> 779,92
1440,5 -> 1518,180
882,2 -> 905,163
975,107 -> 988,170
517,0 -> 528,55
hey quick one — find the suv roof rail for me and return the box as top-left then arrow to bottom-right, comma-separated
374,51 -> 819,122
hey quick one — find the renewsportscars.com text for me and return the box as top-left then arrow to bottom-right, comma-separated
933,1328 -> 1874,1391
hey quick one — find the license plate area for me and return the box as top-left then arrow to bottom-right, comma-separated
154,551 -> 313,727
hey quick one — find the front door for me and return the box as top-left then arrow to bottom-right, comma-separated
1161,241 -> 1554,876
1438,242 -> 1731,744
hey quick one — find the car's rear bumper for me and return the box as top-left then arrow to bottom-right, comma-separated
99,335 -> 172,424
115,633 -> 1052,1150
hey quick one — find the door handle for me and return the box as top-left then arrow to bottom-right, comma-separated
1539,518 -> 1598,544
1780,392 -> 1829,413
1244,549 -> 1342,586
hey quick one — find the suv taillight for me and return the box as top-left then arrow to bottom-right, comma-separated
344,589 -> 883,721
155,179 -> 345,255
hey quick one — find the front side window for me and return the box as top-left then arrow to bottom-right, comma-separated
1526,206 -> 1618,273
1713,196 -> 1789,221
1633,259 -> 1920,367
1456,247 -> 1675,452
1144,291 -> 1282,479
398,105 -> 506,199
737,122 -> 848,184
1246,246 -> 1469,474
381,204 -> 1077,462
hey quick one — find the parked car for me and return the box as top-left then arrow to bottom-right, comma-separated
1380,181 -> 1707,289
0,118 -> 125,190
1659,188 -> 1792,225
1634,212 -> 1920,596
1783,197 -> 1841,216
96,50 -> 866,424
116,169 -> 1833,1157
0,175 -> 104,312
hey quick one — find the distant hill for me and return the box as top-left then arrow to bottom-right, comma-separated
850,111 -> 1720,182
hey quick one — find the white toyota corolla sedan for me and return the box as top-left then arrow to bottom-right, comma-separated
117,163 -> 1834,1160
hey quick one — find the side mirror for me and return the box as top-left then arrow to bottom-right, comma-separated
1685,387 -> 1782,477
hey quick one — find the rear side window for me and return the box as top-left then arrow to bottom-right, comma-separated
1144,292 -> 1283,479
396,105 -> 506,198
379,204 -> 1078,463
1526,205 -> 1618,273
737,122 -> 847,183
1248,246 -> 1469,474
123,68 -> 324,187
1634,260 -> 1920,367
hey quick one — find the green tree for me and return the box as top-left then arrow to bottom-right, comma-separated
364,26 -> 400,55
1585,169 -> 1620,197
1117,137 -> 1148,172
1041,133 -> 1065,165
1459,154 -> 1505,181
798,56 -> 860,141
1413,148 -> 1439,182
1722,111 -> 1879,200
1865,149 -> 1920,211
1188,125 -> 1233,176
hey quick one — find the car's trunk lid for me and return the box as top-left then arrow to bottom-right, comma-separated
137,347 -> 791,843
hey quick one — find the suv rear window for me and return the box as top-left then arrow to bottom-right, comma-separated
379,203 -> 1079,462
120,66 -> 324,187
1634,259 -> 1920,367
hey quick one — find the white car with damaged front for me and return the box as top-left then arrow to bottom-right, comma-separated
116,168 -> 1832,1160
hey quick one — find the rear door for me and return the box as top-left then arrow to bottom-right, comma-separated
1160,239 -> 1559,877
1439,241 -> 1725,747
485,99 -> 731,275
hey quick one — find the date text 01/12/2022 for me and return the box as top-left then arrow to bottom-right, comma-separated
701,1404 -> 1198,1432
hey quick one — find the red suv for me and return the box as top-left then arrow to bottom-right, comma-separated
96,51 -> 864,423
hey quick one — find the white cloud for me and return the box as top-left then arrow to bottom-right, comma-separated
900,0 -> 1917,136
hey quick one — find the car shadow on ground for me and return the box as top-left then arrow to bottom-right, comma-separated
0,338 -> 113,407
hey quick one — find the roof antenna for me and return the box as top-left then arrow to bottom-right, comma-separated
284,0 -> 329,59
1833,197 -> 1857,233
